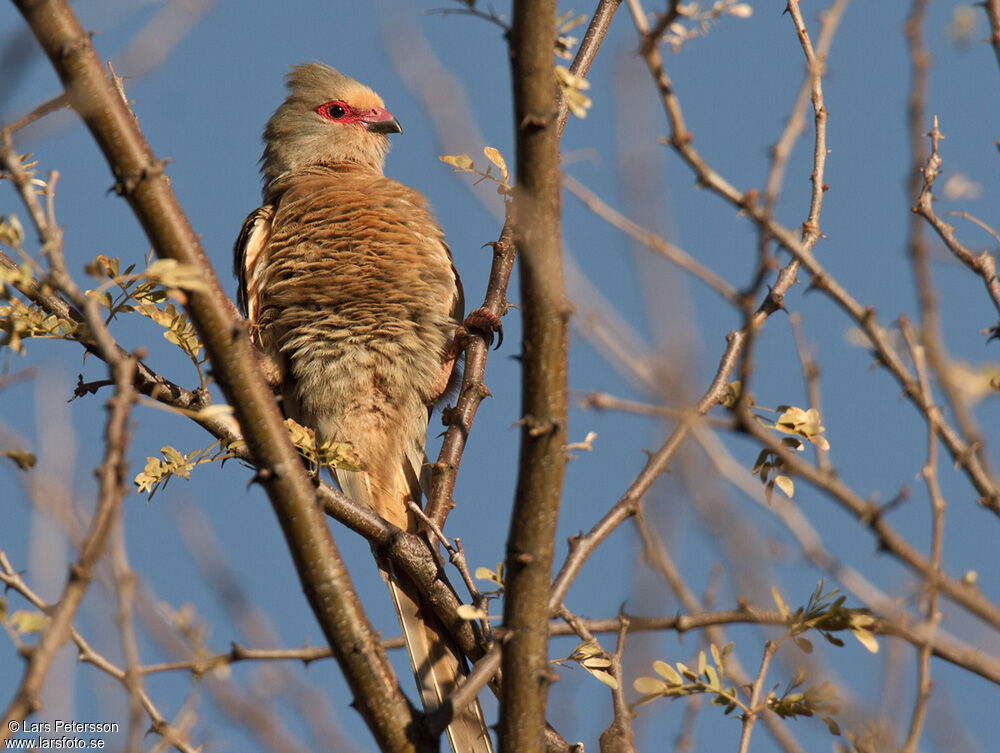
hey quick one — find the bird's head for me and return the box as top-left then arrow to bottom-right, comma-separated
260,63 -> 402,185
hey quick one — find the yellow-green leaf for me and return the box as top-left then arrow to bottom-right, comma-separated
1,449 -> 36,470
145,259 -> 211,293
9,609 -> 47,634
774,475 -> 794,499
850,627 -> 879,654
653,660 -> 682,685
584,667 -> 619,689
440,154 -> 474,170
633,676 -> 667,695
483,147 -> 508,183
772,586 -> 789,619
0,214 -> 24,247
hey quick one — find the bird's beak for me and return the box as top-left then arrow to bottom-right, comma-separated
363,107 -> 402,135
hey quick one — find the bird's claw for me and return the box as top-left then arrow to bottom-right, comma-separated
463,306 -> 503,349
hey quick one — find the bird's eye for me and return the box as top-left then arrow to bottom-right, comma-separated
326,104 -> 346,119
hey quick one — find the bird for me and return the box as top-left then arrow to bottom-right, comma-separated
234,63 -> 494,753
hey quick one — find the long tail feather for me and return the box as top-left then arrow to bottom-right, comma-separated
384,563 -> 493,753
337,466 -> 493,753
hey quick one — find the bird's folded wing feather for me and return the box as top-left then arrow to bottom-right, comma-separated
234,204 -> 275,322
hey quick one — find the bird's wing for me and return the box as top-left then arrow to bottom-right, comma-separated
446,242 -> 465,323
233,204 -> 276,324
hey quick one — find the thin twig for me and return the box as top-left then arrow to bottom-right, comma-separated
984,0 -> 1000,74
597,616 -> 635,753
898,317 -> 945,753
0,93 -> 70,136
562,174 -> 740,304
943,210 -> 1000,246
109,525 -> 145,753
788,314 -> 830,471
557,0 -> 623,138
46,607 -> 997,687
427,224 -> 515,527
737,639 -> 781,753
624,0 -> 1000,517
580,391 -> 735,429
763,0 -> 850,213
425,643 -> 503,739
914,118 -> 1000,328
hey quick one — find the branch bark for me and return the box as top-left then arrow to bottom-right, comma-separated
501,1 -> 569,751
1,353 -> 135,738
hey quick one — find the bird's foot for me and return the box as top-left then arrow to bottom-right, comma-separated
462,306 -> 503,349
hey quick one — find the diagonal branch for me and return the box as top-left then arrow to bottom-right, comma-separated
8,3 -> 426,751
1,353 -> 136,738
624,0 -> 1000,518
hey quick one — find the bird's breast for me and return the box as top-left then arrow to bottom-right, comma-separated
251,174 -> 459,413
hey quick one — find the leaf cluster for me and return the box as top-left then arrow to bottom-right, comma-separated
551,638 -> 619,689
633,642 -> 737,711
135,442 -> 235,500
0,263 -> 78,353
751,404 -> 830,503
85,254 -> 208,384
440,147 -> 512,197
772,581 -> 879,655
767,669 -> 841,737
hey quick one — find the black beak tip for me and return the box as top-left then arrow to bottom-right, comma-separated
367,118 -> 402,135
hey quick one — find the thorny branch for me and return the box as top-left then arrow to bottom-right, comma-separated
500,2 -> 570,752
0,552 -> 200,753
914,118 -> 1000,329
0,124 -> 141,742
8,2 -> 426,750
898,317 -> 945,753
622,0 -> 1000,519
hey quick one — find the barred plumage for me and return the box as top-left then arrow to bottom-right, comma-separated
235,63 -> 491,753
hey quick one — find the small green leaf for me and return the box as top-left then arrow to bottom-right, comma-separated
850,627 -> 879,654
710,643 -> 722,668
774,474 -> 794,499
1,449 -> 36,470
483,147 -> 508,183
722,380 -> 742,408
704,665 -> 720,689
9,609 -> 47,634
633,676 -> 667,695
584,667 -> 618,689
653,660 -> 682,685
772,587 -> 789,619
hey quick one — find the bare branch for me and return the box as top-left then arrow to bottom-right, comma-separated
501,1 -> 570,750
597,616 -> 636,753
2,355 -> 136,736
562,174 -> 740,305
8,3 -> 425,749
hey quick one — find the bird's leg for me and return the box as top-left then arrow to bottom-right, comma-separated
432,308 -> 504,400
463,306 -> 503,349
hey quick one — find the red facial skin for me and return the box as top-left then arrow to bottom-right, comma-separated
315,100 -> 396,128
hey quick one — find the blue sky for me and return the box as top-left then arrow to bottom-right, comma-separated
2,1 -> 999,752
